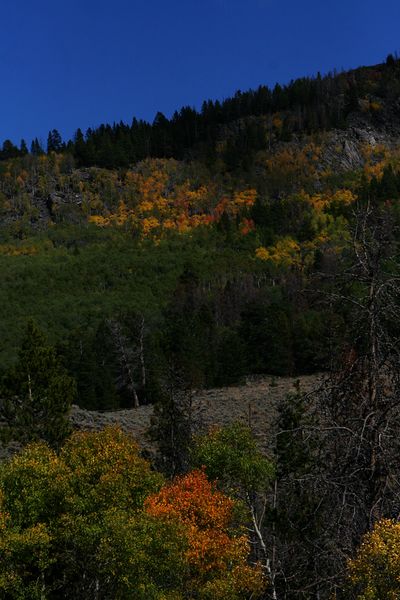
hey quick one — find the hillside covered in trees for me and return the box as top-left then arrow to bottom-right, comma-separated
2,55 -> 400,598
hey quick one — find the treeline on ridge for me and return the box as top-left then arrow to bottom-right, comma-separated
1,54 -> 400,169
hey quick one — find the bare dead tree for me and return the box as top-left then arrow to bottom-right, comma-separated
107,315 -> 148,408
312,201 -> 400,596
271,201 -> 400,598
138,315 -> 146,390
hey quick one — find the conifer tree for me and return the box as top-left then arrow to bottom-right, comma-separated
30,137 -> 44,155
19,139 -> 28,155
47,129 -> 63,153
0,321 -> 76,449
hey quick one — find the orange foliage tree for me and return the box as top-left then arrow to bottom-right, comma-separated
87,158 -> 257,240
146,469 -> 265,599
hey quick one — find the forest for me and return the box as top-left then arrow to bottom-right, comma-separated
2,55 -> 400,598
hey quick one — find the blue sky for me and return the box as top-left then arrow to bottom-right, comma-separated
1,0 -> 400,145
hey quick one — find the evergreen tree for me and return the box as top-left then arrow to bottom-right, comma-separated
19,139 -> 28,155
386,53 -> 396,67
47,129 -> 63,153
0,321 -> 76,449
149,366 -> 193,477
240,301 -> 294,375
1,139 -> 20,160
30,137 -> 44,155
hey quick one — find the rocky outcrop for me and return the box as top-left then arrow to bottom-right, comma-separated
0,374 -> 322,461
69,373 -> 322,456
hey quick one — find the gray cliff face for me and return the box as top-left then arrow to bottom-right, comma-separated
317,120 -> 400,173
283,108 -> 400,175
314,129 -> 378,173
222,99 -> 400,178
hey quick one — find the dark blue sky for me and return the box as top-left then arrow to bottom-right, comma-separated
1,0 -> 400,146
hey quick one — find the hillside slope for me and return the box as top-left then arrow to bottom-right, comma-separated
1,57 -> 400,410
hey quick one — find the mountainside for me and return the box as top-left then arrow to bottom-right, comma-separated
2,57 -> 400,236
0,57 -> 400,410
3,56 -> 400,599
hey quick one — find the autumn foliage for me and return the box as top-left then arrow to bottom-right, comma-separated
0,429 -> 265,599
348,519 -> 400,599
146,469 -> 265,598
86,159 -> 257,240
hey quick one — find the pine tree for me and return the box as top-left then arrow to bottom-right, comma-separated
30,138 -> 44,155
1,139 -> 20,160
149,366 -> 194,477
47,129 -> 63,153
20,139 -> 28,155
0,321 -> 76,449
